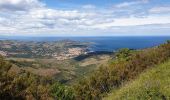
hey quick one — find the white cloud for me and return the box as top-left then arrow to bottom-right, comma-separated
0,0 -> 170,36
115,2 -> 139,8
149,6 -> 170,13
114,0 -> 148,8
92,16 -> 170,29
82,4 -> 96,9
0,0 -> 44,11
28,8 -> 96,19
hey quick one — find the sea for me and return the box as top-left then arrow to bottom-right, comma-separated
0,36 -> 170,52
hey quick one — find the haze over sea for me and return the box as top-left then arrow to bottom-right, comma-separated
1,36 -> 170,52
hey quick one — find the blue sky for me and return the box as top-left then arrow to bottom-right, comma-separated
0,0 -> 170,36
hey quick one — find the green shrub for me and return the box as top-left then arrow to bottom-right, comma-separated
50,82 -> 75,100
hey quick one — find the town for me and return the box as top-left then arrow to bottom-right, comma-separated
53,47 -> 88,60
0,40 -> 90,59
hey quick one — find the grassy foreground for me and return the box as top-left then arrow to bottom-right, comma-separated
104,59 -> 170,100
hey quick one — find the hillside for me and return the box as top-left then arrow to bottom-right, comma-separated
73,41 -> 170,99
1,41 -> 170,99
0,55 -> 75,99
0,40 -> 114,84
104,59 -> 170,100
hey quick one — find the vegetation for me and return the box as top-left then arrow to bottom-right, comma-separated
50,83 -> 75,100
6,54 -> 112,84
0,55 -> 49,99
0,55 -> 74,99
1,41 -> 170,100
73,41 -> 170,99
104,59 -> 170,100
0,40 -> 114,84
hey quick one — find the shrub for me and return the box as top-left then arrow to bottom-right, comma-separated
50,82 -> 75,100
73,41 -> 170,99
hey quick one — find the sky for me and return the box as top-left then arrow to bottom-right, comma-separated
0,0 -> 170,36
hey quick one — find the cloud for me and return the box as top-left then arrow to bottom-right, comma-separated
0,0 -> 44,11
28,8 -> 96,20
82,4 -> 96,9
115,2 -> 139,8
149,6 -> 170,13
114,0 -> 148,8
111,1 -> 151,18
82,16 -> 170,31
0,0 -> 170,36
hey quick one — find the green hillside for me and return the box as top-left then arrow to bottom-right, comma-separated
104,59 -> 170,100
73,41 -> 170,99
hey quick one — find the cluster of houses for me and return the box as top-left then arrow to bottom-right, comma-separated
53,47 -> 87,60
0,51 -> 7,57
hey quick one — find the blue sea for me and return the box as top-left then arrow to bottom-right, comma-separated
0,36 -> 170,51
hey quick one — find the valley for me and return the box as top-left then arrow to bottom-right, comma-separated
0,40 -> 114,84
